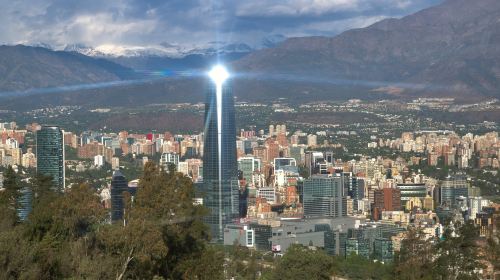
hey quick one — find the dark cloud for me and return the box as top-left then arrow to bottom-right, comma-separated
0,0 -> 443,47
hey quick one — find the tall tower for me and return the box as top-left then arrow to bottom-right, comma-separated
439,174 -> 469,207
303,174 -> 346,218
111,170 -> 128,222
203,65 -> 239,242
36,126 -> 65,191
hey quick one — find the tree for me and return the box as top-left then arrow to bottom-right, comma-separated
31,174 -> 58,207
0,162 -> 222,279
0,183 -> 107,279
485,218 -> 500,274
0,166 -> 21,229
271,245 -> 333,280
335,253 -> 394,280
225,242 -> 262,280
433,221 -> 485,280
394,227 -> 434,280
96,161 -> 214,279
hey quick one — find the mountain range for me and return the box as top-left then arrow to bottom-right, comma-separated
32,35 -> 287,71
1,0 -> 500,108
61,42 -> 254,59
234,0 -> 500,101
0,45 -> 135,92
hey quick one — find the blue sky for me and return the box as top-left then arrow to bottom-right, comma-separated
0,0 -> 443,47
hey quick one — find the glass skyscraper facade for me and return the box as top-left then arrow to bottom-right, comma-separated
202,81 -> 239,242
303,175 -> 346,218
36,126 -> 65,192
440,174 -> 469,207
17,186 -> 32,221
111,170 -> 128,222
374,238 -> 394,263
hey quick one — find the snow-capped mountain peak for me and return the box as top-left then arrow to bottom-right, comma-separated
60,41 -> 255,58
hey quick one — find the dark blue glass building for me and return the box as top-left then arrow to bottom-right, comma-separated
111,170 -> 128,222
17,186 -> 32,221
36,126 -> 65,192
202,79 -> 239,242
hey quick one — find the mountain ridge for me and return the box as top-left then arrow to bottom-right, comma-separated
1,0 -> 500,108
234,0 -> 500,100
0,45 -> 136,92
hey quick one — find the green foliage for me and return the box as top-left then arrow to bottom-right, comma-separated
31,174 -> 58,206
433,221 -> 485,280
0,183 -> 107,279
225,243 -> 263,280
64,145 -> 79,160
0,162 -> 494,279
394,227 -> 433,280
0,166 -> 21,229
334,254 -> 394,280
93,161 -> 216,279
271,245 -> 334,280
298,165 -> 310,179
0,161 -> 219,279
2,166 -> 21,208
486,219 -> 500,272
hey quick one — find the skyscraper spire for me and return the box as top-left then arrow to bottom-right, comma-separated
202,65 -> 239,242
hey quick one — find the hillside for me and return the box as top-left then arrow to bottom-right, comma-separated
1,0 -> 500,108
234,0 -> 500,100
0,45 -> 135,92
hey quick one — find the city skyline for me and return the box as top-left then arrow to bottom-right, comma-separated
0,0 -> 499,278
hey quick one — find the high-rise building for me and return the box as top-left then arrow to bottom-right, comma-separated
305,151 -> 324,176
160,152 -> 180,171
238,156 -> 261,181
468,197 -> 490,220
374,238 -> 394,263
307,134 -> 318,147
397,183 -> 427,208
273,157 -> 297,171
111,170 -> 128,222
17,186 -> 32,221
36,126 -> 65,191
202,67 -> 239,242
303,175 -> 346,218
439,174 -> 469,207
346,238 -> 370,259
94,155 -> 104,167
373,188 -> 401,220
111,157 -> 120,170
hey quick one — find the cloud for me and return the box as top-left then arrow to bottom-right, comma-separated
0,0 -> 443,47
235,0 -> 361,17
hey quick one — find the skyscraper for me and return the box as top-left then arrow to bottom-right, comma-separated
303,174 -> 346,218
160,152 -> 180,171
238,156 -> 261,181
373,188 -> 401,220
17,186 -> 32,221
440,174 -> 469,207
202,66 -> 239,242
111,170 -> 128,222
36,126 -> 65,191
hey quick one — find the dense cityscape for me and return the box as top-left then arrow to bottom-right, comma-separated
1,0 -> 500,279
0,81 -> 499,278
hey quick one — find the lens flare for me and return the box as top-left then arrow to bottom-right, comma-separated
208,65 -> 230,86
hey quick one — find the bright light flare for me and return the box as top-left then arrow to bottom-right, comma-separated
208,65 -> 230,86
